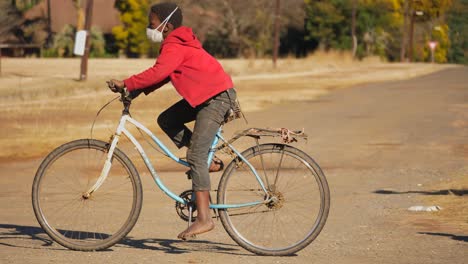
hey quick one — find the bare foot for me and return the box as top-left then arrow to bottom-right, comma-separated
177,219 -> 215,240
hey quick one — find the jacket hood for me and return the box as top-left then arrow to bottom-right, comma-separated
162,26 -> 201,49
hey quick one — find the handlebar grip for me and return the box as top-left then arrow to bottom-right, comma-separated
107,81 -> 126,94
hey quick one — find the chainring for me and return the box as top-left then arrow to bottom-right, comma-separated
175,190 -> 197,222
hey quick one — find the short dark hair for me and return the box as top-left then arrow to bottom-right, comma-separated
150,2 -> 183,28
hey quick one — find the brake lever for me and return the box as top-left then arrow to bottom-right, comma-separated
107,80 -> 125,94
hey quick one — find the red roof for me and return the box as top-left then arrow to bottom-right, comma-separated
24,0 -> 121,33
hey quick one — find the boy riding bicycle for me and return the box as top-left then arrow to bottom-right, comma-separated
108,2 -> 237,240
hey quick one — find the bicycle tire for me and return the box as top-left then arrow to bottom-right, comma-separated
32,139 -> 143,251
217,143 -> 330,256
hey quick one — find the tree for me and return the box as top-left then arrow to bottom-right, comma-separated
89,26 -> 106,57
72,0 -> 85,31
167,0 -> 305,58
416,0 -> 452,18
351,0 -> 358,57
356,0 -> 401,60
109,0 -> 305,58
0,1 -> 23,42
422,24 -> 449,62
404,0 -> 452,62
113,0 -> 150,57
447,0 -> 467,64
22,19 -> 48,46
201,0 -> 277,57
49,24 -> 105,58
304,0 -> 400,58
304,0 -> 351,51
303,0 -> 456,62
53,24 -> 75,57
12,0 -> 40,11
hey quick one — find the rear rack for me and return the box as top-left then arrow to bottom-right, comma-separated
217,127 -> 307,152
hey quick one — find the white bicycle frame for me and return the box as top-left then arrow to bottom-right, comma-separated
83,113 -> 271,209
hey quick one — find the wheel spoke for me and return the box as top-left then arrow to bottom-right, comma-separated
218,144 -> 329,256
32,140 -> 142,251
272,150 -> 284,189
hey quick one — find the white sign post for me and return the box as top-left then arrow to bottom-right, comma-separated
428,41 -> 438,63
73,30 -> 87,56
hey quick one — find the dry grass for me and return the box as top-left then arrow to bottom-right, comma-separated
424,175 -> 468,228
404,174 -> 468,237
0,56 -> 455,160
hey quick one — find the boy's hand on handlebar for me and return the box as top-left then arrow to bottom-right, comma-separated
107,79 -> 126,93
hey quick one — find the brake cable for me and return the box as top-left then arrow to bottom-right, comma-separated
89,95 -> 170,158
90,95 -> 119,140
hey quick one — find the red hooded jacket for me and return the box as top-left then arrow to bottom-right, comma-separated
123,26 -> 233,107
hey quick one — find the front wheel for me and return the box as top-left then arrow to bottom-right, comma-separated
217,144 -> 330,256
32,139 -> 143,251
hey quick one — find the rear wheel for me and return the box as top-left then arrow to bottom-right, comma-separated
217,144 -> 330,256
32,139 -> 143,251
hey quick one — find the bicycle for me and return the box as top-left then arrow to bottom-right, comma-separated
31,88 -> 330,256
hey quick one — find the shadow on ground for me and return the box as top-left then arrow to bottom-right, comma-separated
0,224 -> 252,256
0,224 -> 54,249
418,232 -> 468,243
374,189 -> 468,196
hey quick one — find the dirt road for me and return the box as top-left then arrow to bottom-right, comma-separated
0,67 -> 466,263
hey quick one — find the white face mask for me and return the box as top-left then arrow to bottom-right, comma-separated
146,6 -> 179,43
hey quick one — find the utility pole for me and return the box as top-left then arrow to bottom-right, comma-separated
408,0 -> 423,63
0,46 -> 2,77
273,0 -> 281,68
408,9 -> 415,62
400,0 -> 409,62
80,0 -> 93,81
351,0 -> 357,58
46,0 -> 52,48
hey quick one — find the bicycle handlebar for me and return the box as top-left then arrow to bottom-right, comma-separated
107,80 -> 132,114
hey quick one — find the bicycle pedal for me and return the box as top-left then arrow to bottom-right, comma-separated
185,170 -> 192,180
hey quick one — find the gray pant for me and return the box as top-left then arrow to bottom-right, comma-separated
157,89 -> 236,191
